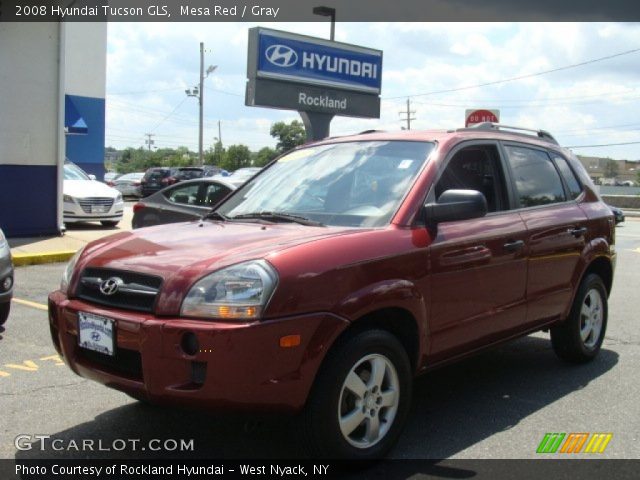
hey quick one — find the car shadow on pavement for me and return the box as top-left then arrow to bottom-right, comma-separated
14,335 -> 618,461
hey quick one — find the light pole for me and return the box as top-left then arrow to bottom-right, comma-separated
313,6 -> 336,41
186,42 -> 217,166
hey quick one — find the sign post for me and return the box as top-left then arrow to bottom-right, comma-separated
246,27 -> 383,141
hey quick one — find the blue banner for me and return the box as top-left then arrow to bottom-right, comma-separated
256,31 -> 382,93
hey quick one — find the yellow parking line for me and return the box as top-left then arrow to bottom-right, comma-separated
12,298 -> 48,311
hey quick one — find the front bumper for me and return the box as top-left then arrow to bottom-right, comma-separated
63,199 -> 124,223
48,291 -> 348,413
0,244 -> 13,303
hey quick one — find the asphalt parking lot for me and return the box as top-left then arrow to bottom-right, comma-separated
1,219 -> 639,460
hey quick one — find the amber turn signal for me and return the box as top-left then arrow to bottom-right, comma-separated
279,334 -> 301,348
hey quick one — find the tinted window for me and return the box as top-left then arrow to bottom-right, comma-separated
552,155 -> 582,200
435,145 -> 508,213
164,184 -> 200,205
505,146 -> 565,208
203,183 -> 229,207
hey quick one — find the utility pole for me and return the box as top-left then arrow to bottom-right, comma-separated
218,120 -> 222,145
144,133 -> 155,151
198,42 -> 204,166
399,97 -> 416,130
186,43 -> 217,166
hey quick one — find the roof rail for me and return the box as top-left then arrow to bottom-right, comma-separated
456,122 -> 559,145
358,129 -> 386,135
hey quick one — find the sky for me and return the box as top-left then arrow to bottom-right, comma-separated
106,22 -> 640,160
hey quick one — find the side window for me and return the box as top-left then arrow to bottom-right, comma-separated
504,146 -> 566,208
163,184 -> 200,205
435,144 -> 508,213
552,154 -> 583,200
203,183 -> 229,207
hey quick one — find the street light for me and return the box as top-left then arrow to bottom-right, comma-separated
186,42 -> 217,166
313,6 -> 336,41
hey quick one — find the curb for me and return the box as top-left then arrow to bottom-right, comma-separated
11,250 -> 76,267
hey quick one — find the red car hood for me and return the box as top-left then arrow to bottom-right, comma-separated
82,220 -> 363,280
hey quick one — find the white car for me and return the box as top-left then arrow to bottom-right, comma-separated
63,162 -> 124,227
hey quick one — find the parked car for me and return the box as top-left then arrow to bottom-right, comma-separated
608,205 -> 625,224
49,124 -> 615,459
140,167 -> 213,197
109,172 -> 144,198
63,162 -> 124,227
104,172 -> 120,183
132,178 -> 237,229
0,228 -> 14,325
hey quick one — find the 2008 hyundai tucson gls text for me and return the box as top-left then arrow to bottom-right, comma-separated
48,124 -> 616,459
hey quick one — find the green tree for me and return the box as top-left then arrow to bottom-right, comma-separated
222,144 -> 251,171
253,147 -> 278,167
270,120 -> 306,154
205,140 -> 225,166
604,159 -> 619,179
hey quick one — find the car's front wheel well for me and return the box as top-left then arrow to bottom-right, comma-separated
335,307 -> 420,372
583,257 -> 613,296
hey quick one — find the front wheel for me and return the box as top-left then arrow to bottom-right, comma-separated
300,329 -> 412,459
551,273 -> 608,363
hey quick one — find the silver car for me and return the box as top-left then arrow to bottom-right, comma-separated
0,228 -> 14,325
111,172 -> 144,198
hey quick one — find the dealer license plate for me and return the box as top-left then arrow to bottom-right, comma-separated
78,312 -> 115,356
91,205 -> 108,213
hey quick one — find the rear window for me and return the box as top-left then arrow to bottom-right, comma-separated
143,169 -> 170,181
504,146 -> 566,208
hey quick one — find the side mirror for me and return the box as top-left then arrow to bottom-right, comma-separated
88,174 -> 96,181
425,189 -> 488,225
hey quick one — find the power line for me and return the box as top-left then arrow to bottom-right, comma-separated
566,140 -> 640,148
384,47 -> 640,100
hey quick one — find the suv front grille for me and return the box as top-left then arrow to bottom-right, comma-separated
77,197 -> 114,214
76,268 -> 163,313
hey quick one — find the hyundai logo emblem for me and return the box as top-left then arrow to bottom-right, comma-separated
265,44 -> 298,68
91,332 -> 101,342
99,277 -> 123,296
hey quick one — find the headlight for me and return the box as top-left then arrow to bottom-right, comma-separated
115,193 -> 123,203
181,260 -> 278,321
63,194 -> 75,203
60,246 -> 85,293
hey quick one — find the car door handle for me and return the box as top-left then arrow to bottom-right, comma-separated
439,245 -> 492,266
568,227 -> 587,238
503,240 -> 525,252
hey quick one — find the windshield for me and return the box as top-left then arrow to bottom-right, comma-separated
63,163 -> 90,181
217,141 -> 433,228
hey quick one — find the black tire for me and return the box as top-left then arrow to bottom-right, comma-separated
300,329 -> 412,459
101,220 -> 119,228
0,302 -> 9,326
551,273 -> 608,363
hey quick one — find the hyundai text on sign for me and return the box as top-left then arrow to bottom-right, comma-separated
252,28 -> 383,94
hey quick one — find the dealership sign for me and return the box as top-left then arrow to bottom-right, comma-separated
465,109 -> 500,127
246,27 -> 382,119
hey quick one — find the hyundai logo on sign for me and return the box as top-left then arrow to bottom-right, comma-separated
265,45 -> 298,68
252,28 -> 383,94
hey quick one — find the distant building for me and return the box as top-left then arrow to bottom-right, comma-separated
577,156 -> 639,185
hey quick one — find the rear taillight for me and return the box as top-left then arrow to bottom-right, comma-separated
133,202 -> 146,213
167,176 -> 177,185
106,181 -> 115,186
133,181 -> 141,186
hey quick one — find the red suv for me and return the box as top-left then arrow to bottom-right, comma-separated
49,124 -> 615,459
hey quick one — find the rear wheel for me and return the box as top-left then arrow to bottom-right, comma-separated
551,274 -> 607,363
0,302 -> 10,326
101,220 -> 119,227
300,329 -> 412,459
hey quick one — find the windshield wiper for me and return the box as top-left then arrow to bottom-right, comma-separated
203,211 -> 229,221
230,211 -> 324,227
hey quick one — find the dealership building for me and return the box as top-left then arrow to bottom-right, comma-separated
0,23 -> 107,237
